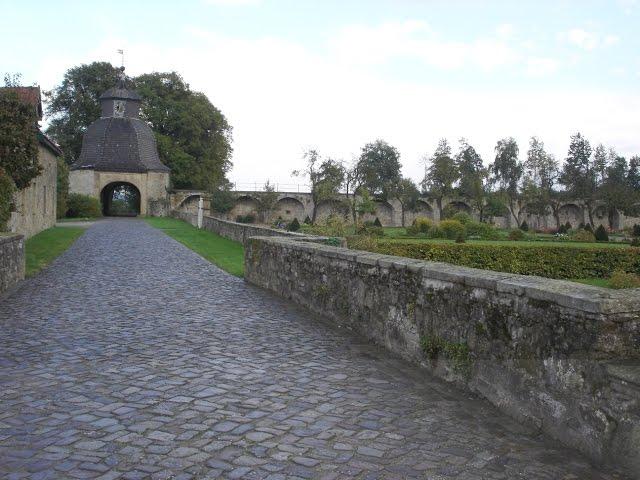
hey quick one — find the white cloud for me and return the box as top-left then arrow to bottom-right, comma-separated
496,24 -> 515,39
329,21 -> 517,71
562,29 -> 620,51
525,57 -> 559,77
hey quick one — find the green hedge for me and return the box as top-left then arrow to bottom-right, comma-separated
66,193 -> 102,218
351,240 -> 640,279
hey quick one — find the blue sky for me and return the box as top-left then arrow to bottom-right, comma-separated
2,0 -> 639,186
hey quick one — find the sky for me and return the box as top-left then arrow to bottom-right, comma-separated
2,0 -> 640,189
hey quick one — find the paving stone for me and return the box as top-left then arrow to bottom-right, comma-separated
0,219 -> 629,480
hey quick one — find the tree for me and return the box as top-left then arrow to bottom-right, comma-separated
592,144 -> 608,186
209,180 -> 236,214
456,139 -> 489,221
344,159 -> 364,225
423,139 -> 458,220
45,62 -> 121,162
45,63 -> 233,190
293,149 -> 345,223
491,137 -> 523,226
392,178 -> 420,227
135,72 -> 232,190
559,132 -> 595,225
356,140 -> 401,200
628,156 -> 640,191
522,137 -> 560,228
599,155 -> 634,228
0,88 -> 41,189
256,181 -> 278,223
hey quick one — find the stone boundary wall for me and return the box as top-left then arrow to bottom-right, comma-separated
244,235 -> 640,475
0,234 -> 25,295
170,210 -> 323,245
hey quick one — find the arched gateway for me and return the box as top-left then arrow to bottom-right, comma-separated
68,67 -> 170,216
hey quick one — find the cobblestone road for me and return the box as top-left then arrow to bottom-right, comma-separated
0,220 -> 628,479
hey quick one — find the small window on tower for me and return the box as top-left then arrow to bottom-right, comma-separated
114,100 -> 125,117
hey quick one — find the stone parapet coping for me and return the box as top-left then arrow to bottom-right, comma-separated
250,235 -> 640,316
0,233 -> 24,245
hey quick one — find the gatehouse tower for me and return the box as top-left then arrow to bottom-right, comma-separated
68,67 -> 170,216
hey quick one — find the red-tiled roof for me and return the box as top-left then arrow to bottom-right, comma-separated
0,86 -> 43,120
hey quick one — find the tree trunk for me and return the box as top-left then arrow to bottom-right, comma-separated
401,204 -> 406,227
586,203 -> 594,227
436,198 -> 443,222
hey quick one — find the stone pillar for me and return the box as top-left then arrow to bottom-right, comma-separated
197,197 -> 204,229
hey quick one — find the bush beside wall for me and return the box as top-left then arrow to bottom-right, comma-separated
350,240 -> 640,280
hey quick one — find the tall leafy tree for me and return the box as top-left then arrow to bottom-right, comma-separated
391,177 -> 420,227
45,62 -> 121,162
522,137 -> 561,228
256,180 -> 278,223
456,139 -> 489,221
628,156 -> 640,191
423,139 -> 458,220
356,139 -> 401,200
491,137 -> 523,226
135,72 -> 232,190
293,149 -> 345,223
599,155 -> 634,228
45,63 -> 233,190
559,132 -> 595,225
592,143 -> 608,186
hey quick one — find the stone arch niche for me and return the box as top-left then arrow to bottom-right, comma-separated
178,195 -> 201,214
361,201 -> 394,226
558,204 -> 583,228
274,197 -> 306,222
442,200 -> 473,220
315,199 -> 349,222
522,204 -> 551,231
100,182 -> 141,217
406,199 -> 434,225
230,195 -> 260,222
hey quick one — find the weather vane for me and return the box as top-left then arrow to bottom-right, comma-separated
117,49 -> 124,68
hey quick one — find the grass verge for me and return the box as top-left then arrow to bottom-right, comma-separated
26,227 -> 86,277
146,217 -> 244,277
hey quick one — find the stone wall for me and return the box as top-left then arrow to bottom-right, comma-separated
170,210 -> 313,245
244,235 -> 640,475
8,145 -> 57,238
0,234 -> 25,295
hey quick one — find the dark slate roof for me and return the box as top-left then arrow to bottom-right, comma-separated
72,117 -> 170,173
99,87 -> 142,101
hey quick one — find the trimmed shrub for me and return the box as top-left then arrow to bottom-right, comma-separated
356,222 -> 383,237
407,216 -> 433,236
347,234 -> 379,252
455,232 -> 466,243
508,229 -> 526,241
287,217 -> 301,232
631,238 -> 640,247
520,220 -> 529,231
609,270 -> 640,289
558,224 -> 568,234
585,223 -> 594,233
303,215 -> 312,224
300,215 -> 346,236
347,240 -> 640,280
373,217 -> 382,227
571,229 -> 596,243
66,193 -> 101,218
595,225 -> 609,242
0,167 -> 16,231
439,220 -> 466,240
564,221 -> 572,231
451,212 -> 473,225
632,224 -> 640,237
236,214 -> 256,224
465,221 -> 500,240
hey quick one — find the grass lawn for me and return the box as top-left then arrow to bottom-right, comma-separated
57,217 -> 101,223
26,227 -> 86,277
146,217 -> 244,277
